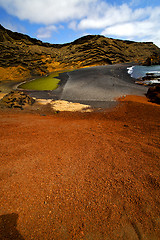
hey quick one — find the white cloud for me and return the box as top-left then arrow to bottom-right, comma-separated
0,0 -> 160,47
68,21 -> 77,31
37,25 -> 57,39
0,0 -> 96,24
101,6 -> 160,47
1,21 -> 26,33
102,21 -> 153,38
1,22 -> 18,32
77,4 -> 152,30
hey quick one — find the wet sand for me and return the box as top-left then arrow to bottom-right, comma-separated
0,96 -> 160,239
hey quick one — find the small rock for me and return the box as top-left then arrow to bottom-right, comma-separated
146,85 -> 160,104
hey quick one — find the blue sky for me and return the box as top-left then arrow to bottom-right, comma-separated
0,0 -> 160,47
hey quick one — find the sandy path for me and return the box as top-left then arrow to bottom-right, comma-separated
0,97 -> 160,239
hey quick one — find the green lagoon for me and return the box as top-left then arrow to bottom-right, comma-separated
20,72 -> 60,90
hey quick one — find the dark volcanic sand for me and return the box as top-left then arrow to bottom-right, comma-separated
27,64 -> 148,109
0,96 -> 160,240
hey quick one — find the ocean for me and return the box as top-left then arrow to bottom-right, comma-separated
127,65 -> 160,79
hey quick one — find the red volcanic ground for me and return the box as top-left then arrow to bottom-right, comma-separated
0,96 -> 160,240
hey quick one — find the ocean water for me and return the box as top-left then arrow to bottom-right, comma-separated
127,65 -> 160,79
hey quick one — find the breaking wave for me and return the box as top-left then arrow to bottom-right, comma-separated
127,65 -> 160,79
127,66 -> 135,77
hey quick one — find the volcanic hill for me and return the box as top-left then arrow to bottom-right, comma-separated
0,24 -> 160,81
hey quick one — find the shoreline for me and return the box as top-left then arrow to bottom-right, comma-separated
0,63 -> 149,111
59,63 -> 148,109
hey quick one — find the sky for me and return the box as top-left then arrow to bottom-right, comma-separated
0,0 -> 160,47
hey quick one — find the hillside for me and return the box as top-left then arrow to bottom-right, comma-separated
0,24 -> 160,81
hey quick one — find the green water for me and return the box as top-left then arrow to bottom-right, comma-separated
19,72 -> 60,90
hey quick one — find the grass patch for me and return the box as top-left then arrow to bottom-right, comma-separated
20,72 -> 60,90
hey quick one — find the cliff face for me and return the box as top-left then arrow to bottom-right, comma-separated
0,24 -> 160,81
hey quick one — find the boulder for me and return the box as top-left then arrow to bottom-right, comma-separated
143,54 -> 160,66
0,91 -> 35,109
146,86 -> 160,104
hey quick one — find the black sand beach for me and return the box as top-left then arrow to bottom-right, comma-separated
27,63 -> 148,109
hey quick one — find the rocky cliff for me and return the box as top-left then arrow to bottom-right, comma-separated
0,24 -> 160,81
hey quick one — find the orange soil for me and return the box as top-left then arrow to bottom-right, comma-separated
119,94 -> 160,106
0,96 -> 160,240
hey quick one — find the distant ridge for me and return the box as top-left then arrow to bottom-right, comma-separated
0,24 -> 160,81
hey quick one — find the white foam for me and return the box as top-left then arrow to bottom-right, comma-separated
127,66 -> 134,76
146,71 -> 160,75
143,80 -> 160,85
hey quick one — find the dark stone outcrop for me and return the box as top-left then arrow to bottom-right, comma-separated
146,86 -> 160,104
142,53 -> 160,66
0,91 -> 35,109
142,73 -> 160,81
